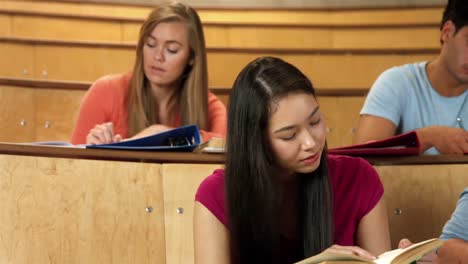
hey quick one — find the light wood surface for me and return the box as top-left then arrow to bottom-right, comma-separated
0,1 -> 443,51
0,1 -> 443,26
162,163 -> 223,264
0,85 -> 35,142
0,42 -> 34,78
0,145 -> 467,263
34,45 -> 134,81
376,165 -> 468,248
0,39 -> 437,87
2,15 -> 441,50
207,52 -> 437,89
318,96 -> 366,148
0,154 -> 166,264
12,15 -> 122,42
34,88 -> 86,141
0,84 -> 86,143
121,21 -> 140,43
0,14 -> 11,36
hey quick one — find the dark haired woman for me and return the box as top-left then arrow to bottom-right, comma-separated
194,57 -> 391,264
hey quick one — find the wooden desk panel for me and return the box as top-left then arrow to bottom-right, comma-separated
0,145 -> 467,263
376,165 -> 468,248
162,164 -> 223,264
0,42 -> 34,78
0,154 -> 166,264
34,88 -> 86,142
0,85 -> 35,142
318,96 -> 366,148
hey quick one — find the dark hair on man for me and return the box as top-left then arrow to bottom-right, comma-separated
225,56 -> 334,264
441,0 -> 468,32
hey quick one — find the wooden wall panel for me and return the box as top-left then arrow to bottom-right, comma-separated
0,14 -> 11,37
34,88 -> 86,142
206,26 -> 333,49
12,15 -> 122,42
0,85 -> 35,142
122,22 -> 140,43
162,164 -> 222,264
0,1 -> 444,26
329,9 -> 442,25
376,165 -> 468,248
0,43 -> 34,78
318,96 -> 366,148
34,45 -> 134,81
197,10 -> 332,25
0,155 -> 166,264
0,1 -> 150,20
332,27 -> 440,49
0,41 -> 439,89
5,17 -> 441,50
207,52 -> 438,89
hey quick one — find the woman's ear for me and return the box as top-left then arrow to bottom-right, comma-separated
188,58 -> 194,66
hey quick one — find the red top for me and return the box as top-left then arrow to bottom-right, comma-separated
71,73 -> 227,144
195,155 -> 384,262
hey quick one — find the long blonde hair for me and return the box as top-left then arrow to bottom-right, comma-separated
127,1 -> 208,136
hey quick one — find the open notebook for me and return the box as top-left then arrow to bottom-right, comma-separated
328,131 -> 421,156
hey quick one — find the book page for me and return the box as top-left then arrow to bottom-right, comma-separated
374,238 -> 440,264
374,248 -> 403,264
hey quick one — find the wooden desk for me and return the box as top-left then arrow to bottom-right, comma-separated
0,143 -> 466,263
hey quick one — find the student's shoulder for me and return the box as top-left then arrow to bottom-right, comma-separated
207,91 -> 224,104
197,169 -> 225,193
327,154 -> 376,181
327,154 -> 371,170
378,61 -> 425,82
89,72 -> 132,93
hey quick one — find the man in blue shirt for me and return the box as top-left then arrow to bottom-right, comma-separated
354,0 -> 468,155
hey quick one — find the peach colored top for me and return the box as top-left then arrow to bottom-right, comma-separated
71,73 -> 227,144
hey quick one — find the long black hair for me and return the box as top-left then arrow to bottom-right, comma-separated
225,57 -> 333,264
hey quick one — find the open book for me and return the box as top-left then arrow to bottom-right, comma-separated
328,131 -> 421,156
86,125 -> 201,152
294,238 -> 442,264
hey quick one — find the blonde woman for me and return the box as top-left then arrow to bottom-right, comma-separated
71,2 -> 226,144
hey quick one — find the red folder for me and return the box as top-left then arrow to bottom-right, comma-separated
328,131 -> 421,156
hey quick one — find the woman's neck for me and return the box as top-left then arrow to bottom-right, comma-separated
149,81 -> 181,124
150,82 -> 179,105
